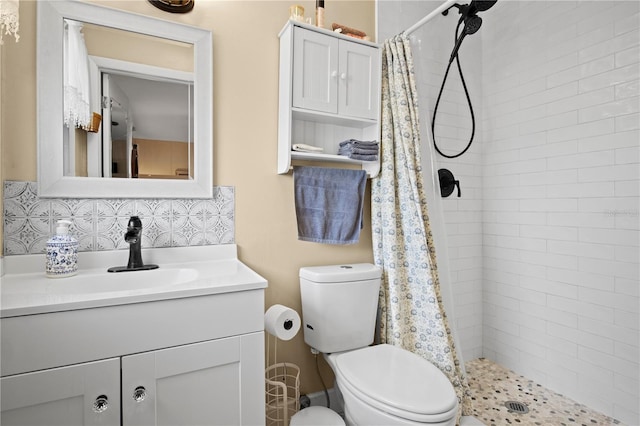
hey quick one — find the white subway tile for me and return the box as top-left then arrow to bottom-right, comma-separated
548,240 -> 615,260
579,316 -> 638,347
548,211 -> 615,228
579,63 -> 639,93
578,23 -> 615,51
615,112 -> 639,131
614,212 -> 640,230
615,9 -> 640,36
547,87 -> 615,115
614,341 -> 638,366
578,163 -> 640,182
615,146 -> 639,165
484,222 -> 520,237
579,287 -> 638,313
520,82 -> 579,110
615,309 -> 639,330
521,250 -> 578,270
615,277 -> 640,297
549,118 -> 615,143
615,45 -> 639,68
579,227 -> 639,246
546,267 -> 578,286
613,372 -> 639,404
579,196 -> 639,214
579,97 -> 640,123
615,79 -> 639,100
520,275 -> 578,299
520,198 -> 578,212
548,150 -> 615,170
520,224 -> 578,241
578,129 -> 639,152
495,211 -> 547,226
520,169 -> 578,186
579,29 -> 640,65
578,181 -> 616,197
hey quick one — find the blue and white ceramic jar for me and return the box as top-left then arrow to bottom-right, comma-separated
45,220 -> 79,278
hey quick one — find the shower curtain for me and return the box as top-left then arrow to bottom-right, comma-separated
371,34 -> 471,421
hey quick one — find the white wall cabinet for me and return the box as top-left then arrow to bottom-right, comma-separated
1,291 -> 265,426
278,21 -> 381,177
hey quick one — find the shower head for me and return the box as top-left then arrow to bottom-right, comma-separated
443,0 -> 497,17
469,0 -> 497,13
449,15 -> 482,62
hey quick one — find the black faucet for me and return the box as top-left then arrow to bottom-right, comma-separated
108,216 -> 159,272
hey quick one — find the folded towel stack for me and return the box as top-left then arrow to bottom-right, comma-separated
337,139 -> 379,161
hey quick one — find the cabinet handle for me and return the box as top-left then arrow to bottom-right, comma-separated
93,395 -> 109,413
133,386 -> 147,402
331,71 -> 338,78
340,73 -> 347,80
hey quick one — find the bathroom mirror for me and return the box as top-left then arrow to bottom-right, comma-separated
37,0 -> 212,198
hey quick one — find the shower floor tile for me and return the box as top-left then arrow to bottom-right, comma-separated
466,358 -> 623,426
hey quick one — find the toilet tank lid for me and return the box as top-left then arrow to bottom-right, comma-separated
299,264 -> 381,283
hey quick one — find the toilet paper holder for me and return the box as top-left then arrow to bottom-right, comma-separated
264,304 -> 302,425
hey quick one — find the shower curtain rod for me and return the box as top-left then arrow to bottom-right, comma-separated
404,0 -> 457,36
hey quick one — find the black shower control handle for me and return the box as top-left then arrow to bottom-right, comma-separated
438,168 -> 462,198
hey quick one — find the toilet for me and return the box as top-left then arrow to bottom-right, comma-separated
299,264 -> 459,426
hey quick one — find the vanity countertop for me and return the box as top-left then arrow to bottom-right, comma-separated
0,245 -> 267,318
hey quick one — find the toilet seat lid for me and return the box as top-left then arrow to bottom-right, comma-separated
333,344 -> 458,422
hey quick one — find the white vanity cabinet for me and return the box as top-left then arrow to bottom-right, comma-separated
1,295 -> 265,426
0,246 -> 267,426
278,21 -> 381,177
1,358 -> 121,426
121,334 -> 263,426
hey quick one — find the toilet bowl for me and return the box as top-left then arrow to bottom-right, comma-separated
326,345 -> 458,425
299,264 -> 459,425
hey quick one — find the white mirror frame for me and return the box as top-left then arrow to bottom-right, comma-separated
37,0 -> 213,198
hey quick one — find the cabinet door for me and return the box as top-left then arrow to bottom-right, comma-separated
338,40 -> 380,120
292,27 -> 339,114
122,333 -> 264,426
0,358 -> 120,426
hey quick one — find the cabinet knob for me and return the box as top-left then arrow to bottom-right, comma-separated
133,386 -> 147,402
340,73 -> 347,80
331,71 -> 338,78
93,395 -> 109,413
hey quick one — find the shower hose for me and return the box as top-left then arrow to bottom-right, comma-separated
431,19 -> 476,159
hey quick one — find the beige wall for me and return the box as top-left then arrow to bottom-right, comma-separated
0,0 -> 376,395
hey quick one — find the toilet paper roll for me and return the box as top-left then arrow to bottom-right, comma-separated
264,304 -> 301,341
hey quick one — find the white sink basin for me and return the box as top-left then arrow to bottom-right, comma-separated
49,267 -> 199,294
0,245 -> 268,318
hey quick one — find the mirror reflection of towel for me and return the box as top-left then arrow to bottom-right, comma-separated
294,166 -> 368,245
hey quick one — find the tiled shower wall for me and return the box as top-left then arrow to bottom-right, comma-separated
481,2 -> 639,424
3,181 -> 234,255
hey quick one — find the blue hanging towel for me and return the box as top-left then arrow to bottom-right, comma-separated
294,166 -> 368,245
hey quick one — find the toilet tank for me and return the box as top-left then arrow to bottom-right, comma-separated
300,264 -> 382,353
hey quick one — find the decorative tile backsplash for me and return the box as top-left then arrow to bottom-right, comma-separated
3,181 -> 235,255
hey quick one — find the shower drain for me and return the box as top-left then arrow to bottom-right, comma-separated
505,400 -> 529,414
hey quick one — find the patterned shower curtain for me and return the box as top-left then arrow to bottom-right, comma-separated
372,34 -> 471,422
